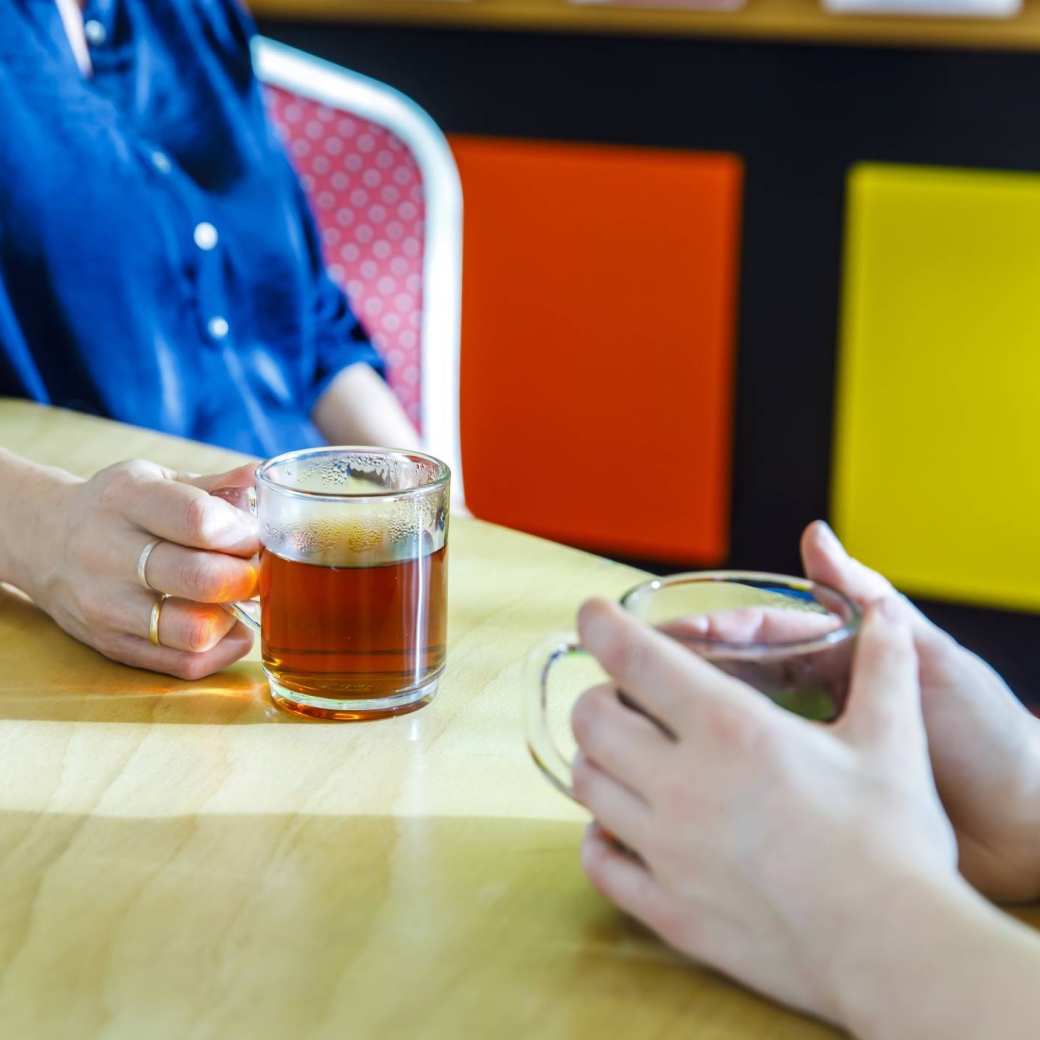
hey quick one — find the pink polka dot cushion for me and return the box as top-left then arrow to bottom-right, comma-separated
265,85 -> 425,430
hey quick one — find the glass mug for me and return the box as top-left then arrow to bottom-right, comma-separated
228,447 -> 450,721
527,571 -> 860,798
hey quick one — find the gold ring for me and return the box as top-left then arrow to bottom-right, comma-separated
136,538 -> 163,590
148,594 -> 168,647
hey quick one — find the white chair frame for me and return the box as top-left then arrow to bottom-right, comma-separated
253,37 -> 465,506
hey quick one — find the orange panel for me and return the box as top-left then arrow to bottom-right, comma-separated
453,136 -> 741,562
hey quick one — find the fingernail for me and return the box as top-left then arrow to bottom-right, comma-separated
876,597 -> 903,623
816,520 -> 846,557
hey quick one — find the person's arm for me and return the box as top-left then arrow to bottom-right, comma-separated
0,448 -> 79,594
281,164 -> 420,451
0,447 -> 259,679
311,361 -> 421,450
802,520 -> 1040,901
833,870 -> 1040,1040
569,598 -> 1040,1036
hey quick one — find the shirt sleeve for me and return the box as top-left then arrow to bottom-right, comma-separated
288,155 -> 388,419
209,0 -> 388,416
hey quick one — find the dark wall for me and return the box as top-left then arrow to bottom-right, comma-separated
258,19 -> 1040,706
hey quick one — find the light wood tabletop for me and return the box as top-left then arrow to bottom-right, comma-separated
1,400 -> 1036,1038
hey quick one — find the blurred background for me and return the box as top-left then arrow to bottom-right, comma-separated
252,0 -> 1040,707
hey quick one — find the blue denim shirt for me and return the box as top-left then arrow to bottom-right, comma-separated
0,0 -> 384,456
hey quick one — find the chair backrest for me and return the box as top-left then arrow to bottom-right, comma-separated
253,38 -> 464,503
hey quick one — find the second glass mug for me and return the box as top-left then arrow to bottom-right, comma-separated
527,572 -> 861,798
227,446 -> 451,721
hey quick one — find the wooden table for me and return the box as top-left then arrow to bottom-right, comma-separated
1,400 -> 1036,1038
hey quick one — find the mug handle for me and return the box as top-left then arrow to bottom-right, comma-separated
525,635 -> 588,800
226,598 -> 261,635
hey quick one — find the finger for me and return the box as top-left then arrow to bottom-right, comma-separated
802,521 -> 929,633
157,598 -> 240,653
100,623 -> 254,681
110,469 -> 257,555
142,539 -> 257,602
114,589 -> 239,653
659,607 -> 840,647
581,824 -> 672,935
577,599 -> 770,736
571,684 -> 671,792
841,599 -> 925,751
800,521 -> 895,605
182,464 -> 258,512
572,753 -> 651,850
801,520 -> 960,667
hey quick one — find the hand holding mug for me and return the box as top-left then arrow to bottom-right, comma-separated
570,598 -> 963,1031
21,458 -> 259,679
801,521 -> 1040,902
527,571 -> 860,798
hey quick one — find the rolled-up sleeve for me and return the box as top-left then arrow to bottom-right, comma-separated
291,177 -> 387,417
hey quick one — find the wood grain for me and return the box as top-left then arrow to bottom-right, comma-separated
0,399 -> 1035,1038
250,0 -> 1040,53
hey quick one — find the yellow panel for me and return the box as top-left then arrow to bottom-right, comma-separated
834,163 -> 1040,611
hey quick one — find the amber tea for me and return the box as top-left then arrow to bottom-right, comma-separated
260,543 -> 448,714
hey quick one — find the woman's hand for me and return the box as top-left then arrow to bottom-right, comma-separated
569,597 -> 962,1028
802,521 -> 1040,901
6,456 -> 259,679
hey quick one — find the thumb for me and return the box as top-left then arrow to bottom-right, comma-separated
841,599 -> 926,755
180,463 -> 258,513
801,521 -> 959,669
801,521 -> 895,606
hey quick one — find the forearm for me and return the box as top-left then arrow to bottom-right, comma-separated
961,714 -> 1040,902
835,870 -> 1040,1040
312,363 -> 421,451
0,447 -> 78,596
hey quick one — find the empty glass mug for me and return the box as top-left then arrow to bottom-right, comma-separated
527,571 -> 860,798
229,447 -> 450,721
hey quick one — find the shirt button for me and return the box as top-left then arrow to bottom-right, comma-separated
84,20 -> 107,46
207,316 -> 230,340
151,150 -> 172,174
194,222 -> 219,251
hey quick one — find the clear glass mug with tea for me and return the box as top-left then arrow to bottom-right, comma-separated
228,447 -> 450,721
527,572 -> 860,798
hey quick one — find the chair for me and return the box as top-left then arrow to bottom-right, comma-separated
253,38 -> 465,504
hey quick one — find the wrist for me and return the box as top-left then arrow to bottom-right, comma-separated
0,448 -> 80,599
831,866 -> 1037,1040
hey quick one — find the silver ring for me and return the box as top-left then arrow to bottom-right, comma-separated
136,538 -> 163,590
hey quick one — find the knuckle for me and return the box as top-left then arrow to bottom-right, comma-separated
183,611 -> 220,653
182,495 -> 215,544
97,460 -> 166,517
97,466 -> 132,510
569,690 -> 597,741
570,689 -> 608,749
571,757 -> 595,805
580,830 -> 610,882
605,632 -> 647,684
172,654 -> 213,682
178,556 -> 224,601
